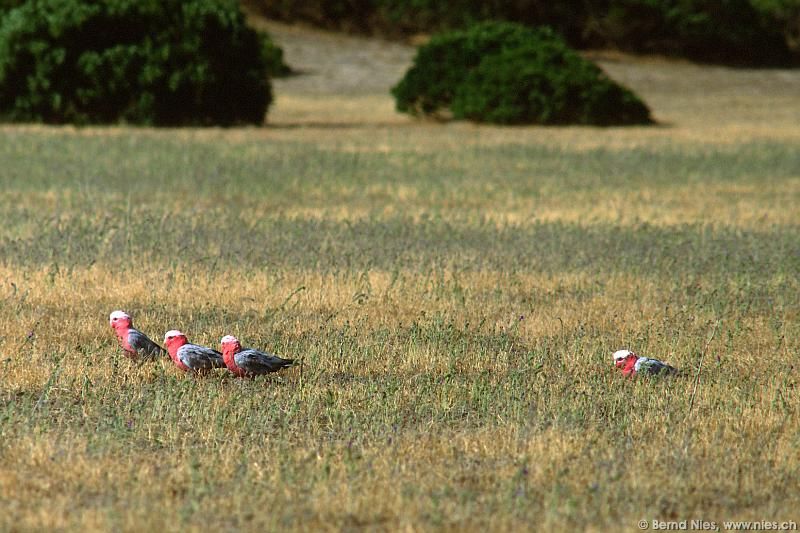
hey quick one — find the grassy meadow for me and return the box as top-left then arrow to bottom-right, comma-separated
1,23 -> 800,532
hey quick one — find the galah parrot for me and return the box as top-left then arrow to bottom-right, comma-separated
163,330 -> 226,373
613,349 -> 679,377
220,335 -> 295,377
109,310 -> 166,361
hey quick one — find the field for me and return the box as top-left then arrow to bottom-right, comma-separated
1,20 -> 799,532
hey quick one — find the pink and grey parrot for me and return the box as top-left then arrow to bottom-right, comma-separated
220,335 -> 295,378
109,310 -> 166,361
613,349 -> 679,377
163,330 -> 226,373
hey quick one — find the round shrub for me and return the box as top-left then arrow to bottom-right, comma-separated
0,0 -> 274,126
392,21 -> 653,126
452,42 -> 652,125
392,21 -> 540,117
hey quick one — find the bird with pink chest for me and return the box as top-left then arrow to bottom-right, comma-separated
109,310 -> 166,361
220,335 -> 295,378
163,329 -> 226,373
613,349 -> 679,377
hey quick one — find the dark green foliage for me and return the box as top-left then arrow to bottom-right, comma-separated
392,22 -> 652,126
452,46 -> 651,125
751,0 -> 800,53
593,0 -> 794,65
260,31 -> 291,77
246,0 -> 798,66
241,0 -> 379,34
392,21 -> 531,117
244,0 -> 595,40
0,0 -> 25,13
0,0 -> 275,126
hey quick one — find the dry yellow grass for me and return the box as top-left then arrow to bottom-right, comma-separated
1,256 -> 797,530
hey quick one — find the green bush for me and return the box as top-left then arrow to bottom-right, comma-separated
242,0 -> 378,34
392,22 -> 652,126
245,0 -> 589,40
392,21 -> 537,116
0,0 -> 274,126
259,30 -> 292,77
593,0 -> 794,65
750,0 -> 800,53
0,0 -> 24,13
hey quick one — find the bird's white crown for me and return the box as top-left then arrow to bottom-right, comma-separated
164,329 -> 184,342
613,349 -> 634,362
220,335 -> 239,345
109,310 -> 131,321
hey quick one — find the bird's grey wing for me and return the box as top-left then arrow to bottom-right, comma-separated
128,329 -> 166,358
638,358 -> 677,375
235,348 -> 294,374
179,344 -> 226,370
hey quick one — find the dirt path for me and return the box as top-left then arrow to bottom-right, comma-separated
259,20 -> 414,96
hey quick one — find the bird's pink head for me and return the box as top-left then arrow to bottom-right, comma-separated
613,349 -> 637,368
220,335 -> 242,354
109,310 -> 132,330
164,330 -> 188,354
